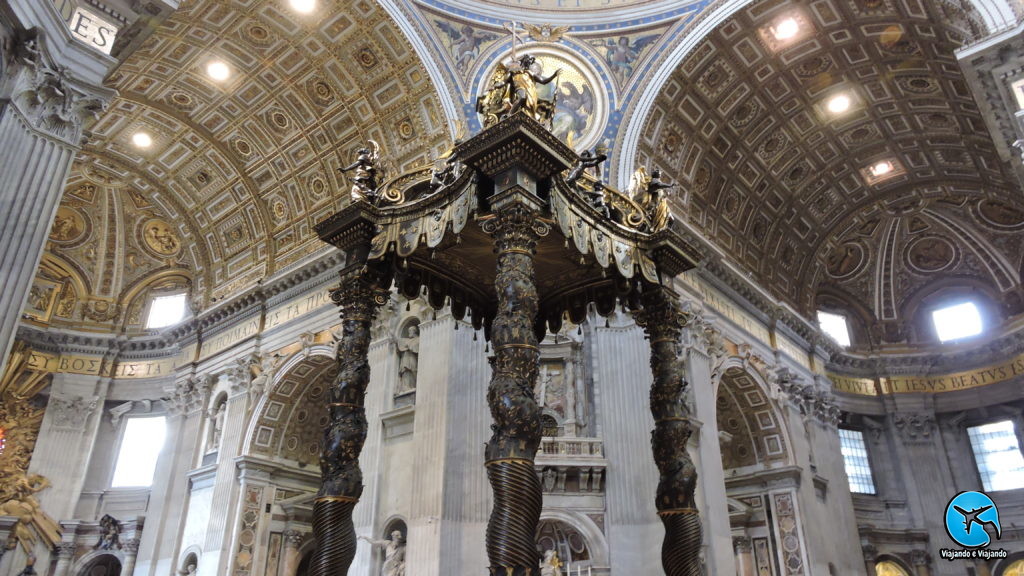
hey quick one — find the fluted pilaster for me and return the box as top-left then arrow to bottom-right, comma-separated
0,35 -> 110,376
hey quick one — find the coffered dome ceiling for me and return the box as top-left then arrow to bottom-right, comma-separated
637,0 -> 1024,343
50,0 -> 452,319
33,0 -> 1024,344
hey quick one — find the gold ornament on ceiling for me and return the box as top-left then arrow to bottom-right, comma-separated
48,207 -> 87,243
143,219 -> 182,257
906,236 -> 957,273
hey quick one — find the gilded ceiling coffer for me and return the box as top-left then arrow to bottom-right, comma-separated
315,52 -> 703,574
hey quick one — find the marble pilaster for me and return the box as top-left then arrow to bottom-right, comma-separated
682,320 -> 736,576
350,335 -> 395,574
28,378 -> 103,522
0,20 -> 113,377
133,388 -> 204,576
51,541 -> 75,576
404,315 -> 455,576
200,375 -> 253,575
122,538 -> 140,576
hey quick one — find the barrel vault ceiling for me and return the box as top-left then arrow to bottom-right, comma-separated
637,0 -> 1024,343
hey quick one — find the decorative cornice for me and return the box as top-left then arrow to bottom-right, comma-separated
829,322 -> 1024,378
15,250 -> 346,358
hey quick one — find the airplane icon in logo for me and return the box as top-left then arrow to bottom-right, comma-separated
953,505 -> 1001,538
945,491 -> 1002,548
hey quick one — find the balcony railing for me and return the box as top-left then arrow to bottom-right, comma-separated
538,437 -> 604,458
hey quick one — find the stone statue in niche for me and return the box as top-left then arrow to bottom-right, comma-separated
207,401 -> 225,452
543,468 -> 557,492
540,549 -> 564,576
96,514 -> 121,550
396,322 -> 420,395
359,531 -> 406,576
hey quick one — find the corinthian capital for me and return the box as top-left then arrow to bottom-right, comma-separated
48,394 -> 99,431
10,37 -> 109,145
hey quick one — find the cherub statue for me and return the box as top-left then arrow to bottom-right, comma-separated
341,141 -> 383,203
540,549 -> 563,576
565,149 -> 608,187
477,65 -> 513,128
589,182 -> 611,218
359,530 -> 406,576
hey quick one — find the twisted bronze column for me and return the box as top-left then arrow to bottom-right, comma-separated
635,283 -> 702,576
311,264 -> 390,576
481,206 -> 547,576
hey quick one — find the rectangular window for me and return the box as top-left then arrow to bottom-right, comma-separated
147,293 -> 187,329
839,428 -> 876,494
817,311 -> 851,347
968,420 -> 1024,491
111,416 -> 167,488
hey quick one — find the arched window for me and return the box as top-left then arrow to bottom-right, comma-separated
541,414 -> 560,437
1001,558 -> 1024,576
78,554 -> 122,576
875,560 -> 912,576
536,520 -> 590,566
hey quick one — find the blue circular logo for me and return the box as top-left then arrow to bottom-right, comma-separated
944,491 -> 1001,548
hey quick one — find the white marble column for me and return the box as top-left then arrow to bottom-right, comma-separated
591,321 -> 662,574
438,319 -> 491,575
0,22 -> 113,377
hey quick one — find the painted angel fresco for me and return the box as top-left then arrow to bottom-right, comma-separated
599,34 -> 659,86
435,20 -> 500,71
551,82 -> 594,148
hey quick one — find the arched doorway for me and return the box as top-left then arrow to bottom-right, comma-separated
78,554 -> 122,576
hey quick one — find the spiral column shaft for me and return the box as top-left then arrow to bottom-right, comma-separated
482,205 -> 545,576
636,284 -> 703,576
311,264 -> 390,576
